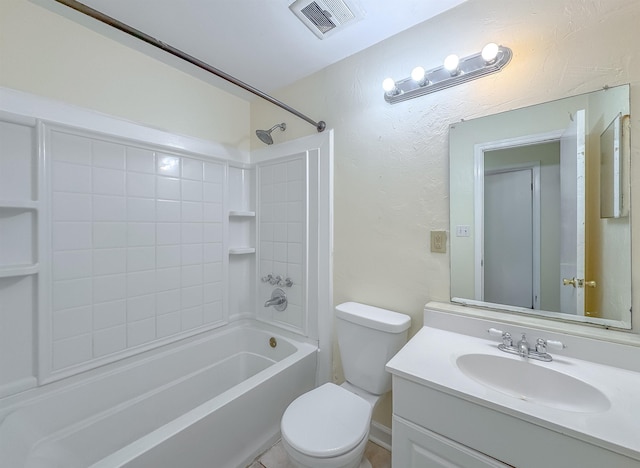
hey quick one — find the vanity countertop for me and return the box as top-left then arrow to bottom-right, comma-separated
386,325 -> 640,462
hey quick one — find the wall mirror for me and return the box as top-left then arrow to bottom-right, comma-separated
449,84 -> 631,329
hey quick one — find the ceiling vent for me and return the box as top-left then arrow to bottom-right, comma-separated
289,0 -> 364,39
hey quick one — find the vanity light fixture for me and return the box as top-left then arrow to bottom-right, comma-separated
443,54 -> 461,76
410,66 -> 429,86
382,77 -> 400,97
382,43 -> 512,104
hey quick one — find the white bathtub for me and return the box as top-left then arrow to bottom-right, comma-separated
0,322 -> 317,468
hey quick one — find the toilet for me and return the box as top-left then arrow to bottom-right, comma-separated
281,302 -> 411,468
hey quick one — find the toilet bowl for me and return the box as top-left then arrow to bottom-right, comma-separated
281,383 -> 374,468
280,302 -> 411,468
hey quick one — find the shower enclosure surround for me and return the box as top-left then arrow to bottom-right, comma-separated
46,126 -> 227,373
0,88 -> 331,398
257,158 -> 307,334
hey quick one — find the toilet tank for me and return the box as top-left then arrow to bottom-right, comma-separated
335,302 -> 411,395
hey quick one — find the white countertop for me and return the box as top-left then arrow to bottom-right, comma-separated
386,326 -> 640,461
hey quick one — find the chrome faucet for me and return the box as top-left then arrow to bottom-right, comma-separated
517,334 -> 529,358
488,328 -> 565,362
264,296 -> 285,307
264,288 -> 287,311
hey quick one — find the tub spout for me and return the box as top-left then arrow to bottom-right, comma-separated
264,296 -> 285,307
264,288 -> 287,311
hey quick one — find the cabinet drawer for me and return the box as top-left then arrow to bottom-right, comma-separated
393,415 -> 510,468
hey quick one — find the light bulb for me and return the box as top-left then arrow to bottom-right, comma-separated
443,54 -> 460,75
382,77 -> 397,94
411,66 -> 426,83
481,43 -> 499,63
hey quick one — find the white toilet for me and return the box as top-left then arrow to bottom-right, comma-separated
281,302 -> 411,468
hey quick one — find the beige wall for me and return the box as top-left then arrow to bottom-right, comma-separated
251,0 -> 640,426
0,0 -> 250,151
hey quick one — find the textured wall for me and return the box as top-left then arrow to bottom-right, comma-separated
250,0 -> 640,426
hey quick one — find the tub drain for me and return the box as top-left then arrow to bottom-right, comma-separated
269,337 -> 277,348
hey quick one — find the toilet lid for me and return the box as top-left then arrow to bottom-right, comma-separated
281,383 -> 372,458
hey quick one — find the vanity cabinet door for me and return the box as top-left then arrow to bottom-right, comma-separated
393,416 -> 511,468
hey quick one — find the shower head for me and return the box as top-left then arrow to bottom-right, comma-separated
256,123 -> 286,145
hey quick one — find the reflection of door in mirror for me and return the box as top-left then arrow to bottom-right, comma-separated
560,110 -> 587,316
479,143 -> 559,312
484,165 -> 537,309
478,113 -> 588,317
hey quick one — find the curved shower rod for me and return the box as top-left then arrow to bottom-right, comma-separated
54,0 -> 327,133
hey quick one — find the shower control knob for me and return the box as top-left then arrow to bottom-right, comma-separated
261,274 -> 273,283
278,277 -> 294,287
270,275 -> 280,285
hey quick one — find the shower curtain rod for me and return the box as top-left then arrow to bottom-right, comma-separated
54,0 -> 327,133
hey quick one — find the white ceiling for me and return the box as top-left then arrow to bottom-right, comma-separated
77,0 -> 467,95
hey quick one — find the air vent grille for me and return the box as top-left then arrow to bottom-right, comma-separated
323,0 -> 356,24
290,0 -> 363,40
301,2 -> 336,34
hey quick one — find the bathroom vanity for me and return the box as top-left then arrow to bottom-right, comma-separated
386,304 -> 640,468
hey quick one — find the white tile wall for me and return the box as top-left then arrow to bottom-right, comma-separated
258,157 -> 306,333
49,129 -> 226,371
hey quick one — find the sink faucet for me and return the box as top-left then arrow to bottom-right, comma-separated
517,334 -> 529,358
488,328 -> 565,362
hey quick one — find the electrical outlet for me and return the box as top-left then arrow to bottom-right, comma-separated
430,230 -> 447,253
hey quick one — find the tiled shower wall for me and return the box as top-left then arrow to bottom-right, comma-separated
257,156 -> 306,333
48,127 -> 226,373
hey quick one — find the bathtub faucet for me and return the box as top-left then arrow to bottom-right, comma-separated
264,288 -> 287,311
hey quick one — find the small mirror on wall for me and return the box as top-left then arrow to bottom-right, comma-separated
600,113 -> 629,219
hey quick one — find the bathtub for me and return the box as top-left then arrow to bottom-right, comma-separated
0,322 -> 317,468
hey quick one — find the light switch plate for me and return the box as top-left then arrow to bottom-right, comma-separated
456,225 -> 470,237
430,230 -> 447,253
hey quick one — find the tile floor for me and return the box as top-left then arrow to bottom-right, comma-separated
248,440 -> 391,468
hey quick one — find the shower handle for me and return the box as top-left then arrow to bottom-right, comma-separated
264,288 -> 287,311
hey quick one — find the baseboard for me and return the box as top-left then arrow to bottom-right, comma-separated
369,421 -> 392,451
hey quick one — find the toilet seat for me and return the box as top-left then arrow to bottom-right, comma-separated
281,383 -> 372,458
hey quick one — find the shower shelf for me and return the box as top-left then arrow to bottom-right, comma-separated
228,210 -> 255,217
0,264 -> 39,278
0,200 -> 38,210
228,247 -> 255,255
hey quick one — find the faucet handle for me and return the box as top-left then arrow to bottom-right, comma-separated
278,277 -> 293,287
535,338 -> 566,353
488,328 -> 512,347
545,339 -> 566,351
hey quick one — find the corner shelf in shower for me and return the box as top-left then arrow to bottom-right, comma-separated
0,202 -> 38,278
228,247 -> 255,255
0,263 -> 39,279
0,200 -> 38,210
228,210 -> 255,217
228,210 -> 255,255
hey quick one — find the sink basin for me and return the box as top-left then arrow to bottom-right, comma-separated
456,354 -> 610,413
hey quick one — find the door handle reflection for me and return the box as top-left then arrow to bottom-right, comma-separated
562,278 -> 597,288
